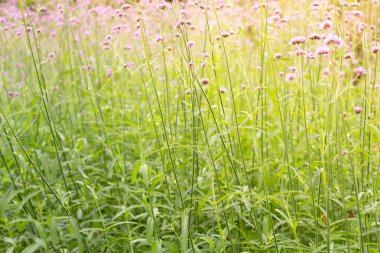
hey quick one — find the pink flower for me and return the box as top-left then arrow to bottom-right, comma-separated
320,20 -> 333,30
187,41 -> 195,48
158,3 -> 169,10
107,69 -> 113,77
372,46 -> 380,53
121,4 -> 131,10
354,67 -> 366,75
324,34 -> 343,47
308,34 -> 322,40
322,68 -> 331,76
175,19 -> 192,29
351,10 -> 364,17
316,46 -> 330,55
156,35 -> 163,42
200,78 -> 209,85
285,73 -> 296,82
344,53 -> 354,59
219,87 -> 227,94
307,52 -> 316,60
290,36 -> 307,45
221,31 -> 230,38
295,49 -> 306,56
354,107 -> 363,114
274,53 -> 282,58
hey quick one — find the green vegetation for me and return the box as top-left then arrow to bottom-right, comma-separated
1,0 -> 380,252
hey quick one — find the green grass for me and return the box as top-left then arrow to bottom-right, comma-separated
1,0 -> 380,252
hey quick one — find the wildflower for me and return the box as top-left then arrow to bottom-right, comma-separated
107,69 -> 113,77
308,33 -> 322,40
200,78 -> 209,85
289,66 -> 296,72
307,52 -> 316,60
187,41 -> 195,48
358,23 -> 365,33
121,4 -> 131,10
219,87 -> 227,94
324,34 -> 343,47
322,68 -> 331,76
158,4 -> 169,10
156,35 -> 163,42
285,73 -> 296,82
274,53 -> 282,58
354,106 -> 363,114
175,19 -> 192,29
179,10 -> 188,16
295,49 -> 306,56
316,46 -> 330,55
372,46 -> 380,53
354,67 -> 366,75
290,36 -> 307,45
199,3 -> 207,9
221,31 -> 230,38
344,53 -> 354,59
320,20 -> 333,30
351,10 -> 364,17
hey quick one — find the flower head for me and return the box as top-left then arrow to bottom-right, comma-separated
354,67 -> 366,75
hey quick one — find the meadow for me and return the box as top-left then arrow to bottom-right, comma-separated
1,0 -> 380,252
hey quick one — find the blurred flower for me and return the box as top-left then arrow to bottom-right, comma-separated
354,106 -> 363,114
372,46 -> 380,53
354,67 -> 366,75
219,87 -> 227,94
290,36 -> 307,45
200,78 -> 209,85
316,46 -> 330,55
107,69 -> 113,77
285,73 -> 296,82
324,34 -> 342,47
